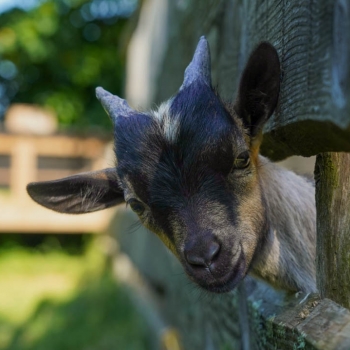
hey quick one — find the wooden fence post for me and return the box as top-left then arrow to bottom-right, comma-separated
315,152 -> 350,308
10,138 -> 37,202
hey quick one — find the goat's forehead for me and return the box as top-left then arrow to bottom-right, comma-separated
167,82 -> 238,141
115,83 -> 246,199
120,82 -> 244,149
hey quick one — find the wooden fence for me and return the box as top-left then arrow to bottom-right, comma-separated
0,132 -> 115,233
109,0 -> 350,349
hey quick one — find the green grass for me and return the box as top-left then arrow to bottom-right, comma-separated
0,187 -> 11,197
0,237 -> 152,350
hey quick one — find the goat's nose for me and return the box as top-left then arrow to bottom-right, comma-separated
185,241 -> 220,267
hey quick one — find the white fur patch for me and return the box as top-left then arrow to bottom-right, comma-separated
150,101 -> 180,143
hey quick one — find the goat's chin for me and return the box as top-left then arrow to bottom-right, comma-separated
198,269 -> 245,294
186,251 -> 246,294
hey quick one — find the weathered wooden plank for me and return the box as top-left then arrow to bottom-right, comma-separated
0,133 -> 111,233
151,0 -> 350,161
315,152 -> 350,309
0,133 -> 108,158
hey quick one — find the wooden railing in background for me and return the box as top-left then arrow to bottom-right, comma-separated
0,133 -> 115,233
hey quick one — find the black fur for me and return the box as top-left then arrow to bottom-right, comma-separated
26,39 -> 281,294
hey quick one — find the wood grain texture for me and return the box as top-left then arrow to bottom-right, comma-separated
315,152 -> 350,309
154,0 -> 350,161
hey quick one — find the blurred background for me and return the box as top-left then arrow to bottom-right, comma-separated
0,0 -> 155,349
0,1 -> 315,349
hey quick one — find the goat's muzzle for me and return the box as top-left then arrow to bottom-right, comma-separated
185,240 -> 220,267
183,238 -> 245,293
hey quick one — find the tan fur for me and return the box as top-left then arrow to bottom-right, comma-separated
249,131 -> 264,162
251,156 -> 317,292
228,107 -> 317,293
237,179 -> 265,274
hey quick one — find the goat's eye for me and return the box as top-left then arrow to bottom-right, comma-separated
128,199 -> 146,215
234,151 -> 250,169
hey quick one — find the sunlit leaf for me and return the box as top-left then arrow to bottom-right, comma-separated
0,0 -> 136,129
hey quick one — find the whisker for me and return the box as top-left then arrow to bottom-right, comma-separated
127,219 -> 142,234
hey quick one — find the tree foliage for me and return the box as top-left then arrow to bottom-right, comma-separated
0,0 -> 137,130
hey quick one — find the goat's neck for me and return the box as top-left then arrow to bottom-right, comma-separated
251,156 -> 317,293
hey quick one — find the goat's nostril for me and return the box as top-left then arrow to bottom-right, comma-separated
186,253 -> 206,267
185,241 -> 221,267
207,241 -> 220,262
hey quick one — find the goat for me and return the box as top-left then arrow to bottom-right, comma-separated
27,37 -> 316,294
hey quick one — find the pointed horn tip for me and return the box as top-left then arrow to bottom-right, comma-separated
180,35 -> 211,90
95,86 -> 110,100
196,36 -> 209,52
95,86 -> 134,118
190,36 -> 210,63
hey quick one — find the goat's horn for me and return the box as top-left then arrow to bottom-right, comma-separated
180,36 -> 211,90
95,87 -> 134,120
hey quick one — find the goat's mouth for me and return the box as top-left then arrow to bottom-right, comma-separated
185,249 -> 246,293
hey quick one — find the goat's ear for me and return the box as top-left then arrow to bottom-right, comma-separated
27,168 -> 124,214
234,42 -> 280,137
